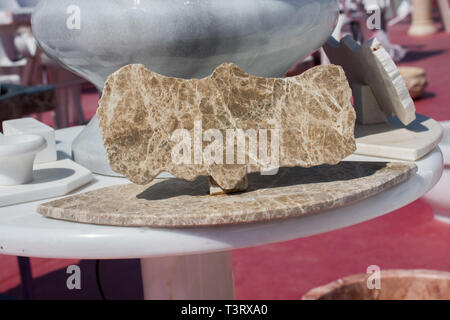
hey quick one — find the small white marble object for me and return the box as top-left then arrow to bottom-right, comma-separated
3,118 -> 57,163
355,114 -> 443,161
0,158 -> 93,207
0,134 -> 46,185
422,121 -> 450,223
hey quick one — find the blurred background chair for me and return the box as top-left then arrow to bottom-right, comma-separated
0,82 -> 54,130
0,0 -> 87,129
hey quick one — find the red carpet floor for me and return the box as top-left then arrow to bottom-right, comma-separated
1,18 -> 450,299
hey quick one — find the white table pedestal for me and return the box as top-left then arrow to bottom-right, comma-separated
140,251 -> 235,300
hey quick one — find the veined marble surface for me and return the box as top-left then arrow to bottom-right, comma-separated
97,63 -> 356,189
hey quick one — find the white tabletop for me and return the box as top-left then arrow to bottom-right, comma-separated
0,126 -> 443,259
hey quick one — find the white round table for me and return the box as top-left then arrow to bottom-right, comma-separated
0,126 -> 443,299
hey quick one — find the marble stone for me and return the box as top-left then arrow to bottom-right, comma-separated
351,84 -> 387,125
355,114 -> 443,161
324,36 -> 416,126
398,66 -> 428,100
97,63 -> 356,190
31,0 -> 340,176
303,270 -> 450,300
1,159 -> 93,207
38,161 -> 417,227
209,176 -> 248,196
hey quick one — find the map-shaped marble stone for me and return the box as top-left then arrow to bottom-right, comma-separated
97,63 -> 356,190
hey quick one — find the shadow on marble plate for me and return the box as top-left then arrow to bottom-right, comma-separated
137,161 -> 388,200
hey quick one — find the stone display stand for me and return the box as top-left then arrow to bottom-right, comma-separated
351,84 -> 387,124
324,37 -> 441,161
38,162 -> 417,227
0,159 -> 93,207
209,176 -> 248,196
324,36 -> 416,126
398,66 -> 428,100
355,114 -> 443,161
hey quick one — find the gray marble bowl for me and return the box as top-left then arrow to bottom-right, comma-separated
32,0 -> 339,176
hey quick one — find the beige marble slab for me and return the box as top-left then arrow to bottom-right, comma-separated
97,63 -> 356,191
38,161 -> 416,228
355,114 -> 443,161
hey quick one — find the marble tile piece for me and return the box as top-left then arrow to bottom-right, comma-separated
355,114 -> 443,161
38,161 -> 416,228
1,159 -> 93,207
97,63 -> 356,190
3,117 -> 57,164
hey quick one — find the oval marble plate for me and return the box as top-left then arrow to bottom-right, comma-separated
38,161 -> 417,228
